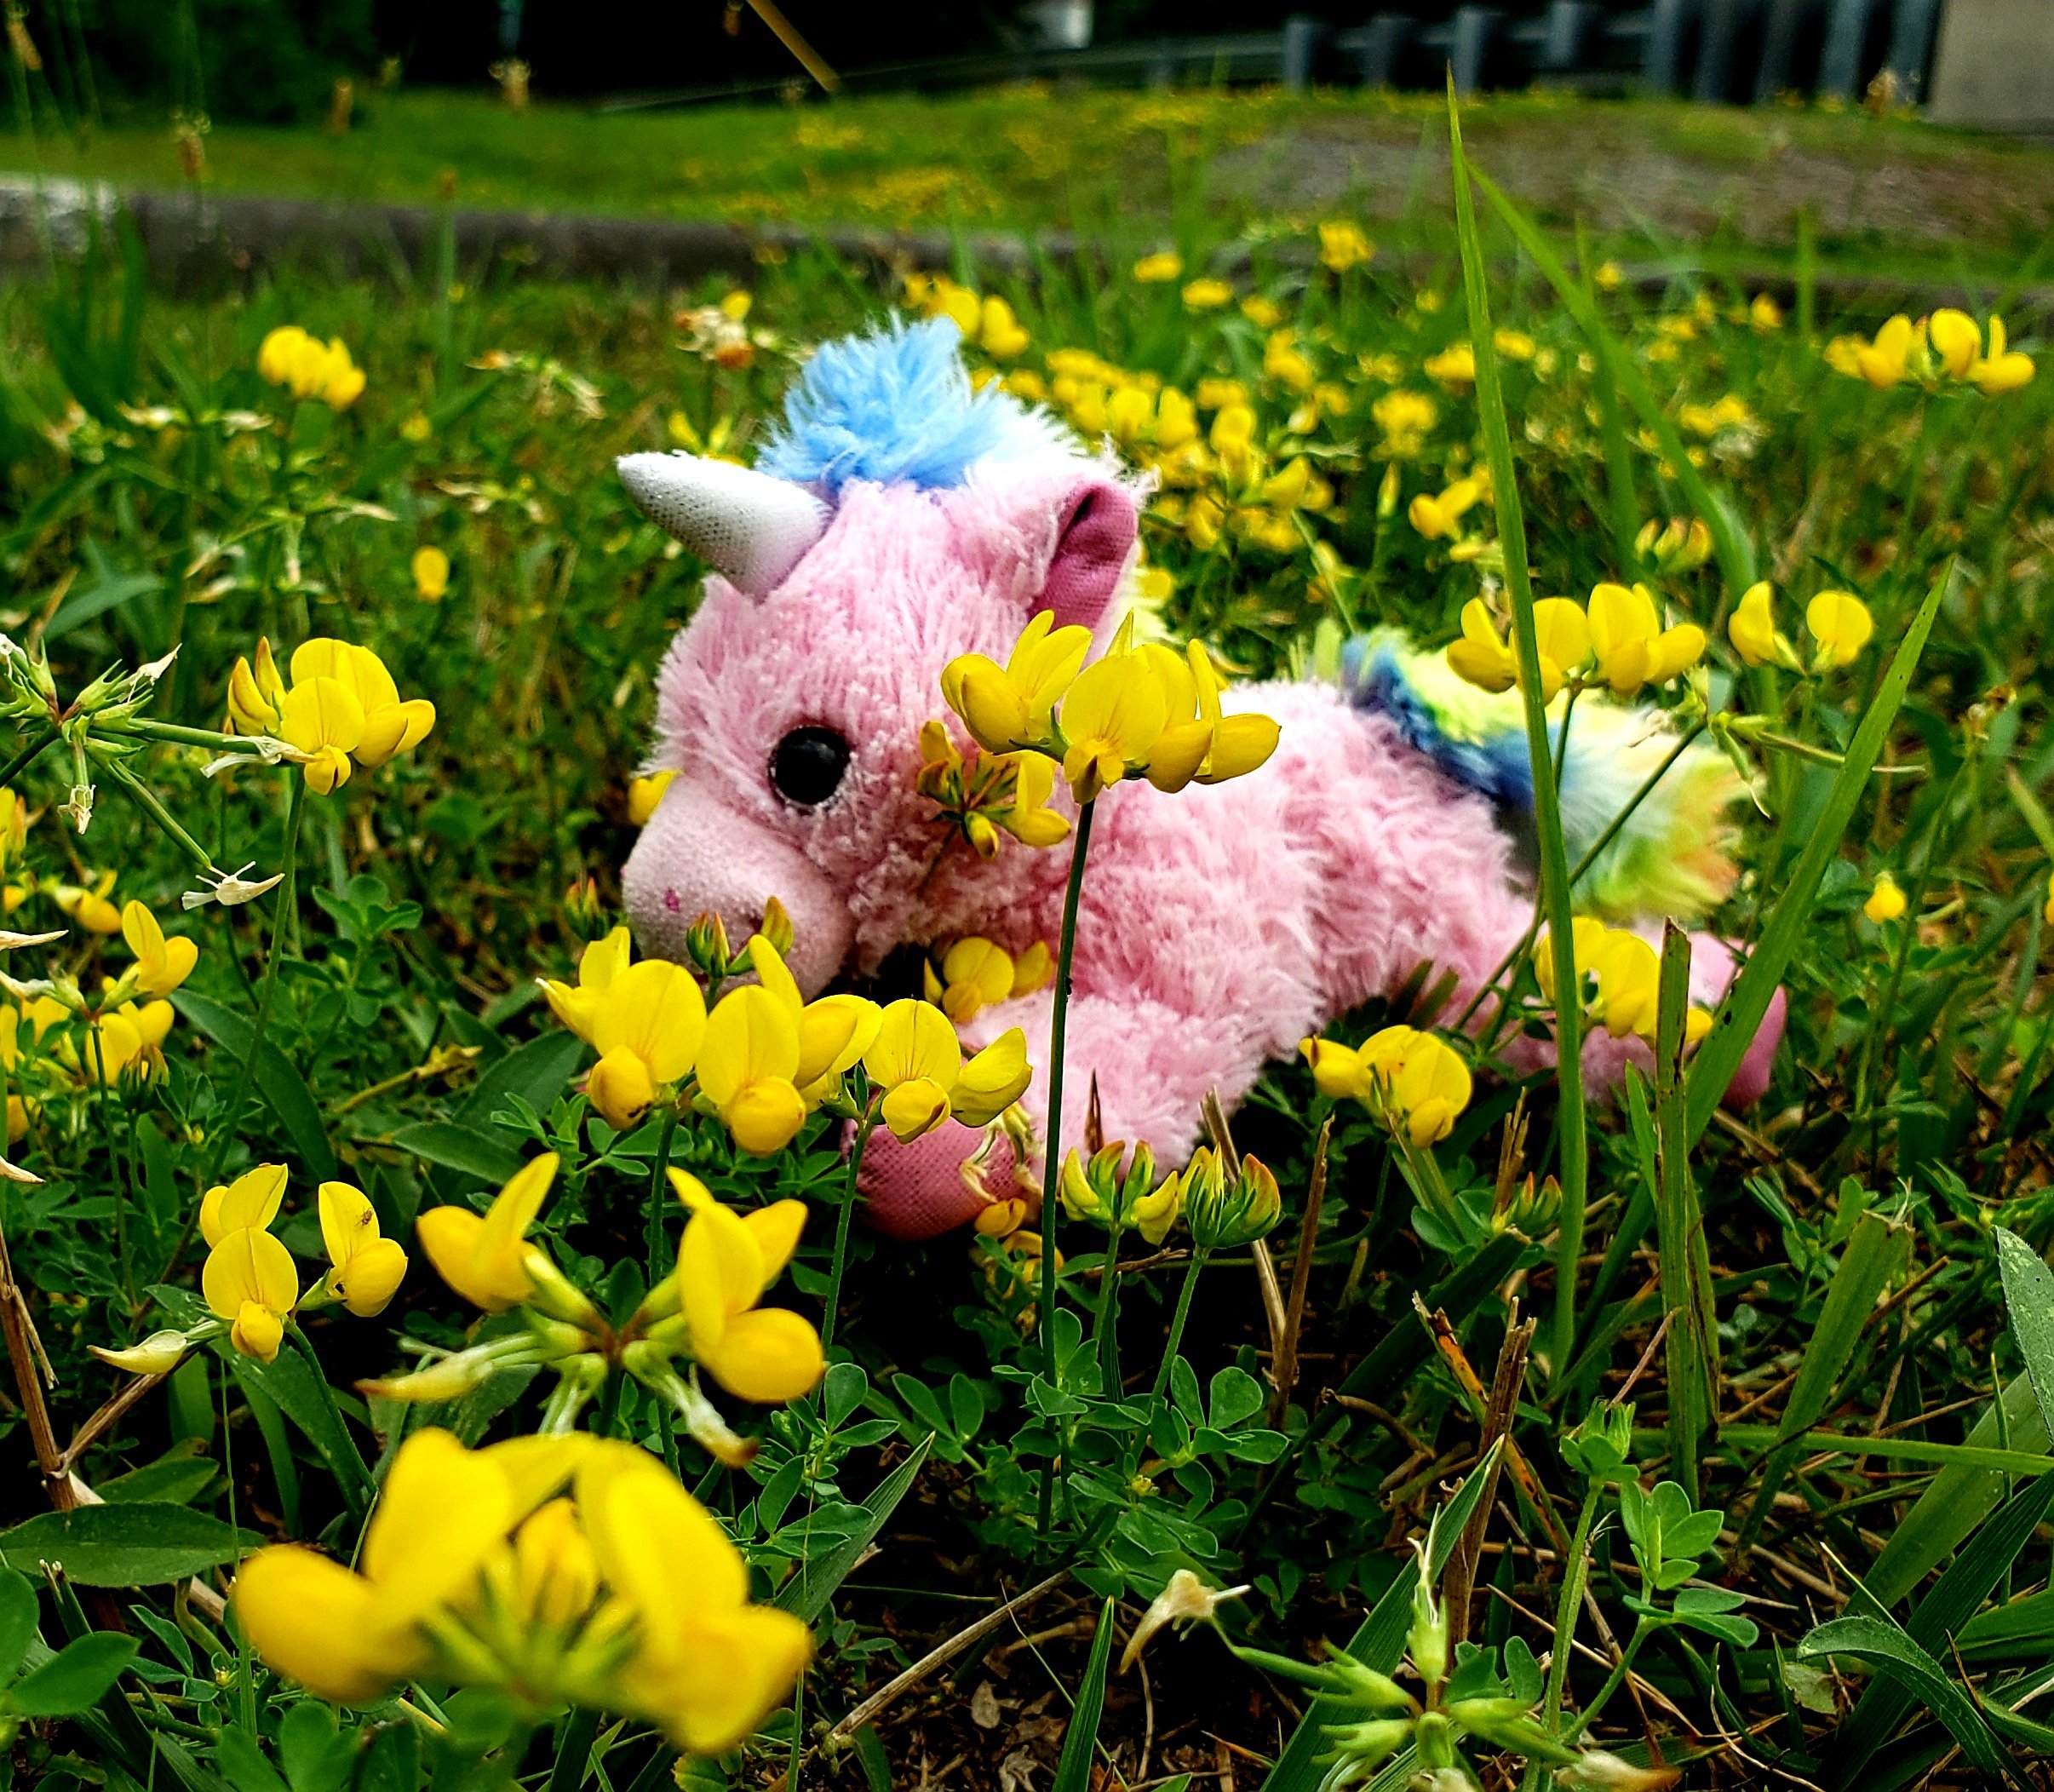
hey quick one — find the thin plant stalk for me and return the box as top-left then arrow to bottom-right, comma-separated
645,1103 -> 680,1284
1446,87 -> 1586,1379
1151,1247 -> 1207,1401
1034,795 -> 1097,1547
820,1083 -> 874,1355
1092,1215 -> 1122,1393
1521,1480 -> 1604,1791
0,726 -> 56,790
1562,1617 -> 1654,1744
169,773 -> 306,1279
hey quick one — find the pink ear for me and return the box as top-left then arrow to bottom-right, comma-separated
1040,480 -> 1136,632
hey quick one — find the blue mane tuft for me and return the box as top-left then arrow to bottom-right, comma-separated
758,315 -> 1070,493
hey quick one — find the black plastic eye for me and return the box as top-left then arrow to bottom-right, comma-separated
770,726 -> 851,807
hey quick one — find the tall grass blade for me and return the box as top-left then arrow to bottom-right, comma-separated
1797,1613 -> 2008,1779
1051,1594 -> 1117,1792
1446,83 -> 1587,1381
1684,567 -> 1949,1143
1654,924 -> 1713,1496
1737,1207 -> 1908,1554
1260,1442 -> 1504,1791
1466,167 -> 1753,597
1995,1228 -> 2054,1436
775,1434 -> 932,1625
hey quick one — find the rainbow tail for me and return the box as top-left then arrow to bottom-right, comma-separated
1342,629 -> 1743,925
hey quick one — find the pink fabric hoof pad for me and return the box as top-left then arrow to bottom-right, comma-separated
858,1125 -> 1018,1242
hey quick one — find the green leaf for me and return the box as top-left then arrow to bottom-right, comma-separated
389,1119 -> 522,1186
96,1442 -> 215,1508
775,1434 -> 929,1624
1798,1614 -> 2008,1778
1260,1443 -> 1501,1790
1832,1471 -> 2054,1778
456,1029 -> 586,1134
1997,1228 -> 2054,1438
0,1569 -> 36,1680
1051,1595 -> 1116,1792
1684,566 -> 1948,1140
8,1632 -> 138,1715
0,1506 -> 246,1587
172,991 -> 337,1181
1741,1208 -> 1908,1550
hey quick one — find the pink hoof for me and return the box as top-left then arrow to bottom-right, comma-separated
858,1125 -> 1021,1242
1722,981 -> 1787,1111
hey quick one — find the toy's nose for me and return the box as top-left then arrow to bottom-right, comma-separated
621,775 -> 852,994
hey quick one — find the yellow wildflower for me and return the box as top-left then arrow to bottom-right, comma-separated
53,871 -> 121,935
1805,589 -> 1873,670
1182,278 -> 1233,311
1408,475 -> 1483,542
1584,582 -> 1706,694
318,1181 -> 408,1318
1865,872 -> 1908,924
203,1224 -> 298,1363
1971,316 -> 2034,394
1133,251 -> 1183,284
1317,221 -> 1374,272
941,611 -> 1092,755
416,1153 -> 559,1313
411,546 -> 450,600
862,999 -> 1030,1141
1422,342 -> 1477,388
1727,581 -> 1787,669
119,900 -> 198,998
542,925 -> 634,1044
1447,596 -> 1590,704
628,769 -> 678,826
665,1175 -> 823,1404
585,959 -> 708,1130
926,937 -> 1017,1025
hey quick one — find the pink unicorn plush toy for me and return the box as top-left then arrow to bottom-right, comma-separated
617,319 -> 1784,1241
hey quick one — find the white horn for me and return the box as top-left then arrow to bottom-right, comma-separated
617,451 -> 829,593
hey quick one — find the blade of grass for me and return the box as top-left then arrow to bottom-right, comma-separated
1996,1228 -> 2054,1438
1050,1594 -> 1116,1792
1655,924 -> 1713,1498
1259,1441 -> 1504,1791
775,1434 -> 931,1625
1684,566 -> 1949,1142
1447,83 -> 1587,1383
1798,1613 -> 2009,1780
1467,165 -> 1753,598
1736,1207 -> 1909,1555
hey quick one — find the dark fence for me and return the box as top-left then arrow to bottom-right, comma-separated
603,0 -> 1947,112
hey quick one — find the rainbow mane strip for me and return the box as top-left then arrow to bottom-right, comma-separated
1344,630 -> 1742,924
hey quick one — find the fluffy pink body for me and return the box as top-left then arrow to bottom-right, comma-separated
624,466 -> 1781,1239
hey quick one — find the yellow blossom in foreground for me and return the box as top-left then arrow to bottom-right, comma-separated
411,546 -> 450,600
1971,316 -> 2035,393
200,1163 -> 289,1249
941,610 -> 1092,755
318,1181 -> 408,1317
542,925 -> 633,1043
665,1175 -> 823,1404
1139,639 -> 1282,794
203,1225 -> 298,1362
416,1153 -> 559,1313
119,900 -> 197,998
585,959 -> 708,1130
232,636 -> 435,792
1302,1026 -> 1472,1147
232,1428 -> 565,1704
1805,589 -> 1874,670
1446,597 -> 1590,704
576,1438 -> 813,1753
926,936 -> 1017,1025
1057,646 -> 1168,802
1865,872 -> 1908,924
862,999 -> 1030,1141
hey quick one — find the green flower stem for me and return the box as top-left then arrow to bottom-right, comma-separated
85,1023 -> 137,1314
1151,1246 -> 1207,1401
1521,1481 -> 1604,1791
1449,91 -> 1585,1381
102,755 -> 215,871
114,718 -> 258,752
1561,1616 -> 1654,1745
645,1103 -> 680,1284
1092,1216 -> 1122,1394
172,773 -> 306,1279
0,726 -> 57,791
821,1088 -> 874,1354
1035,794 -> 1097,1550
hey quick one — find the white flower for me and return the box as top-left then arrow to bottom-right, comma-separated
1119,1569 -> 1249,1674
182,863 -> 284,910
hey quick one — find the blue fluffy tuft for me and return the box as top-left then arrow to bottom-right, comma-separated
1345,634 -> 1536,810
758,316 -> 1070,492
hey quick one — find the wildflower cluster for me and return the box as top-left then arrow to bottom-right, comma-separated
915,720 -> 1070,858
942,612 -> 1280,805
1449,582 -> 1706,703
257,325 -> 368,410
232,1427 -> 810,1754
1827,308 -> 2034,394
1726,582 -> 1874,673
1534,919 -> 1713,1046
1304,1025 -> 1473,1147
227,636 -> 436,794
95,1163 -> 404,1370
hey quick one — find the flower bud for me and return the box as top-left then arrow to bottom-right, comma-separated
561,873 -> 605,939
758,895 -> 795,960
684,910 -> 732,982
1184,1149 -> 1282,1249
586,1046 -> 655,1130
90,1329 -> 193,1375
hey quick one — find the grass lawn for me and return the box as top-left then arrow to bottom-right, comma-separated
8,85 -> 2054,283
